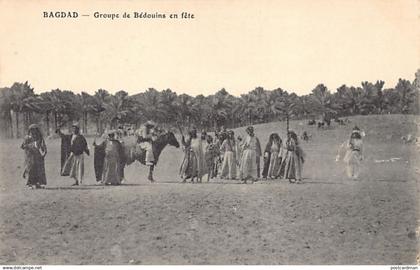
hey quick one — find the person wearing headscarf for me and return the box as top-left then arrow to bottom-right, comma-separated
204,135 -> 220,182
93,130 -> 124,185
190,127 -> 206,182
263,133 -> 284,179
278,131 -> 305,183
180,128 -> 199,182
236,135 -> 244,169
200,130 -> 209,175
238,126 -> 262,183
21,124 -> 47,189
135,120 -> 158,166
220,130 -> 237,180
58,122 -> 90,186
336,126 -> 364,179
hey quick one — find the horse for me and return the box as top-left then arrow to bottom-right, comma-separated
95,131 -> 180,183
123,131 -> 180,182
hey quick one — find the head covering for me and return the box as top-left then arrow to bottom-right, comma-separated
145,120 -> 156,127
28,124 -> 39,130
72,122 -> 80,128
288,130 -> 298,142
27,123 -> 42,140
107,129 -> 117,135
351,126 -> 362,136
246,126 -> 254,134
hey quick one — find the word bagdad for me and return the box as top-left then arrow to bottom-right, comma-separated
43,11 -> 79,18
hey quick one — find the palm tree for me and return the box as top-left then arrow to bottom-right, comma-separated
41,89 -> 74,130
92,89 -> 109,133
310,83 -> 335,120
75,92 -> 97,134
103,90 -> 136,129
394,79 -> 415,114
8,81 -> 35,138
0,87 -> 14,138
158,89 -> 178,125
175,94 -> 195,130
271,91 -> 300,132
207,89 -> 233,130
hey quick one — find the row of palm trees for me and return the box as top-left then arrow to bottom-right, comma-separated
0,70 -> 418,139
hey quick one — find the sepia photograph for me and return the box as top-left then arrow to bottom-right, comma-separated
0,0 -> 419,268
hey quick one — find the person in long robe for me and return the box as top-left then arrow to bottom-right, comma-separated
279,131 -> 305,183
238,126 -> 261,183
191,128 -> 206,182
93,130 -> 124,185
200,130 -> 209,176
263,133 -> 283,179
58,123 -> 90,186
336,126 -> 364,179
57,128 -> 72,174
262,133 -> 274,179
220,130 -> 237,180
204,135 -> 220,182
180,129 -> 199,182
21,124 -> 47,189
236,136 -> 243,169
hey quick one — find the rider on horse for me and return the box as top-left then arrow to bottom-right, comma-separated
136,120 -> 159,167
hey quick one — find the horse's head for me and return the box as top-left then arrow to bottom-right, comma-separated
165,131 -> 180,148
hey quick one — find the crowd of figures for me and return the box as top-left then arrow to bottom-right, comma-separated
20,121 -> 365,189
179,126 -> 306,184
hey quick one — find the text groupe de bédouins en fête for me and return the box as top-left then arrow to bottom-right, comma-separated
43,11 -> 195,19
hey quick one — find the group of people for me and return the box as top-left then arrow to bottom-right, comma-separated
21,120 -> 161,188
179,125 -> 306,184
20,119 -> 365,189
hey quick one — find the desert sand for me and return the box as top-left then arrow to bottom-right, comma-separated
0,114 -> 418,264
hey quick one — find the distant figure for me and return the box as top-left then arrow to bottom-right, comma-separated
204,135 -> 219,182
308,119 -> 316,126
21,124 -> 47,189
337,126 -> 364,179
238,126 -> 262,183
93,130 -> 124,185
58,122 -> 90,186
301,131 -> 310,142
278,131 -> 305,183
220,130 -> 237,180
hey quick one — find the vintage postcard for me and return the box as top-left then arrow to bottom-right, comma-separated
0,0 -> 418,267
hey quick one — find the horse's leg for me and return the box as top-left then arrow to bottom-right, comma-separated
148,165 -> 155,182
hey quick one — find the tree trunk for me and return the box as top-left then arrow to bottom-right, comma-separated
96,115 -> 100,134
83,111 -> 88,134
15,110 -> 19,138
8,110 -> 13,138
54,111 -> 58,130
45,112 -> 50,136
286,114 -> 289,133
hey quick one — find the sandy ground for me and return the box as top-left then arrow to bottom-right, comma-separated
0,115 -> 418,264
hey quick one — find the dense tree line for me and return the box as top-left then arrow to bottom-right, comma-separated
0,70 -> 418,138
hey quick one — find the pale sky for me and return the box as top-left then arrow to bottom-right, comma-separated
0,0 -> 418,96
